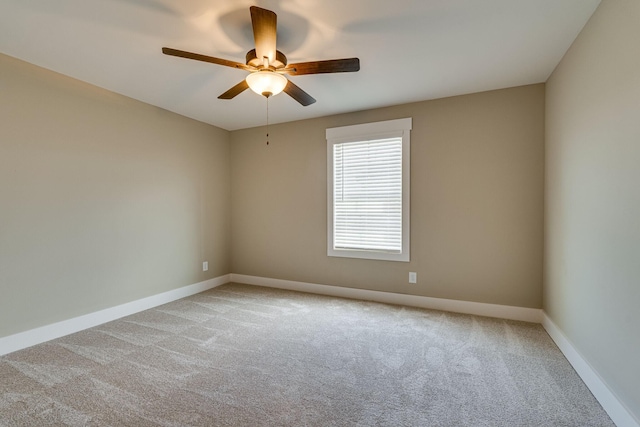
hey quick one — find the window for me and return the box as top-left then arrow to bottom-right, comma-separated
327,118 -> 411,262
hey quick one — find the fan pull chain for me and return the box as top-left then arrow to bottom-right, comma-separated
266,96 -> 270,146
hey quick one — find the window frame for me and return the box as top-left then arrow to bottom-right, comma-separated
326,118 -> 412,262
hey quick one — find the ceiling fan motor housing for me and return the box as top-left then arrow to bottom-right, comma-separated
246,49 -> 287,70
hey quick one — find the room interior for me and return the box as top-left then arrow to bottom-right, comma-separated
0,0 -> 638,425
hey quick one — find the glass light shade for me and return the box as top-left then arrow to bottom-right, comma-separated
246,71 -> 287,97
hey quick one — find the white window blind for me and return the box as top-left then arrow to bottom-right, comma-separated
327,117 -> 411,262
333,137 -> 403,253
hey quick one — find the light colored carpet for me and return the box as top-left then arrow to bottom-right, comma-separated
0,283 -> 614,426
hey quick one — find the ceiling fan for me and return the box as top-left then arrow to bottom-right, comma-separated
162,6 -> 360,106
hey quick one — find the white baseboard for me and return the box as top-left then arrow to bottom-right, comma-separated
2,273 -> 635,425
0,274 -> 230,357
230,274 -> 542,323
542,313 -> 639,427
233,274 -> 639,425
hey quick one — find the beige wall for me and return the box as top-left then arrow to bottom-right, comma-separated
0,54 -> 231,338
231,84 -> 545,308
545,0 -> 640,420
0,53 -> 545,339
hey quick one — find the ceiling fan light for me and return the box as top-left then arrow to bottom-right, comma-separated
246,71 -> 287,97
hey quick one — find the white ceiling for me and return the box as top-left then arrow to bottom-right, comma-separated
0,0 -> 600,131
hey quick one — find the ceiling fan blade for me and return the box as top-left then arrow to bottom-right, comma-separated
283,80 -> 316,106
162,47 -> 254,71
283,58 -> 360,75
218,80 -> 249,100
250,6 -> 277,65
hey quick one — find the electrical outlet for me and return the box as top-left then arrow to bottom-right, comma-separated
409,272 -> 417,284
202,261 -> 209,272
